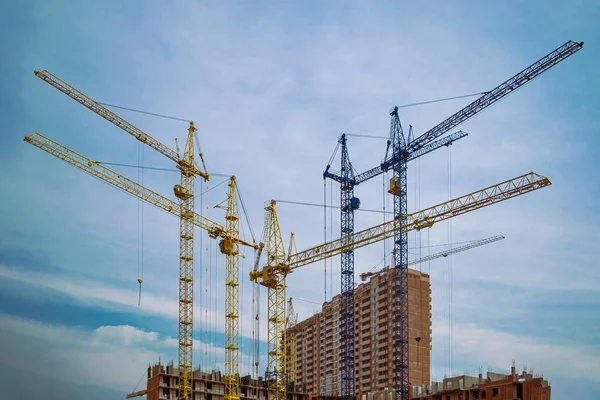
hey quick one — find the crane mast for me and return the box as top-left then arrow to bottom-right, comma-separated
339,134 -> 356,399
218,176 -> 242,400
389,106 -> 410,398
261,200 -> 289,400
323,39 -> 582,400
174,122 -> 198,399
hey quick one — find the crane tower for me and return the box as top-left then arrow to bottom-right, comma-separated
324,40 -> 583,400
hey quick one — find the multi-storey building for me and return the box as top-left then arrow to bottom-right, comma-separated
288,267 -> 432,398
143,362 -> 309,400
411,364 -> 550,400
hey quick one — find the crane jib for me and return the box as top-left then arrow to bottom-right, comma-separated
289,172 -> 551,269
409,40 -> 583,152
34,69 -> 183,166
24,133 -> 228,237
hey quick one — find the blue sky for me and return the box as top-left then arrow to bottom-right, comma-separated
1,1 -> 599,399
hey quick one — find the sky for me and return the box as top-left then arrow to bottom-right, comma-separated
0,0 -> 599,399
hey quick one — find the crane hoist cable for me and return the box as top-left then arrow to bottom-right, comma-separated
274,199 -> 394,214
323,177 -> 327,306
99,101 -> 191,123
236,182 -> 256,243
126,368 -> 149,398
97,160 -> 231,198
397,91 -> 487,109
322,176 -> 329,391
346,92 -> 486,141
330,175 -> 334,300
194,178 -> 229,199
291,297 -> 321,306
346,94 -> 487,141
449,143 -> 454,373
327,142 -> 340,167
252,171 -> 553,400
198,175 -> 204,371
204,177 -> 211,371
137,141 -> 145,306
95,161 -> 231,179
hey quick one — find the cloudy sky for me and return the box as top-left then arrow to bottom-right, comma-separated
1,1 -> 599,399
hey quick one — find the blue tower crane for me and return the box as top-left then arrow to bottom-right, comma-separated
323,40 -> 583,400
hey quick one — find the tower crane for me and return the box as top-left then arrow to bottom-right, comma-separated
251,171 -> 551,400
359,234 -> 506,282
28,69 -> 258,400
254,200 -> 289,400
323,39 -> 583,400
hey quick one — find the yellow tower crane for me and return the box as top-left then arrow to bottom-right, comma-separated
251,171 -> 552,400
217,176 -> 244,400
28,69 -> 257,400
258,200 -> 290,400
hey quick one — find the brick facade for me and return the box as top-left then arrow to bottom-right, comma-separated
287,267 -> 432,398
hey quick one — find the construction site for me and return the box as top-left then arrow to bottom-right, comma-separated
20,35 -> 584,400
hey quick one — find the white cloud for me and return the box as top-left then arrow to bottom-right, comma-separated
0,314 -> 162,391
0,313 -> 262,393
0,263 -> 177,319
92,324 -> 159,346
0,263 -> 269,344
430,320 -> 600,384
2,0 -> 598,395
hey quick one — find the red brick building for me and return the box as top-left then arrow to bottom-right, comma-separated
412,365 -> 550,400
141,362 -> 309,400
287,267 -> 432,398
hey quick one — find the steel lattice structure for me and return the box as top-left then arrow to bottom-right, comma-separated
339,134 -> 356,398
252,171 -> 551,400
222,177 -> 242,400
262,200 -> 289,400
360,234 -> 506,282
177,123 -> 197,399
28,69 -> 258,400
323,40 -> 582,400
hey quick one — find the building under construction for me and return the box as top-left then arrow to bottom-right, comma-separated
287,267 -> 432,398
24,40 -> 583,400
142,362 -> 310,400
411,363 -> 550,400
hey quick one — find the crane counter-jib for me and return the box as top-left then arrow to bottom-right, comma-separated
287,172 -> 551,270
